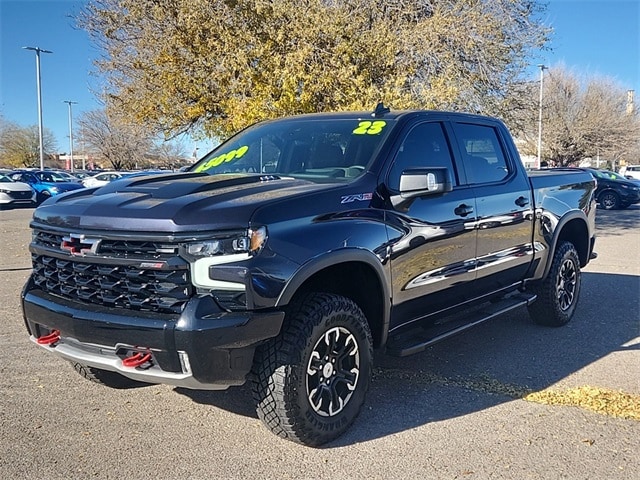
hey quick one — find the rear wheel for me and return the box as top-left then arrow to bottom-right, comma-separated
528,241 -> 581,327
251,293 -> 373,446
598,191 -> 620,210
72,363 -> 148,389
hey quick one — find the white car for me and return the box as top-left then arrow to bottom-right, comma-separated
81,171 -> 126,188
0,174 -> 37,207
619,165 -> 640,181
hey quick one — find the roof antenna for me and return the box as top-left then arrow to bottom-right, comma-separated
372,102 -> 390,118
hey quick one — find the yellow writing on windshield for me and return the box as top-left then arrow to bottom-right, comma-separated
195,145 -> 249,172
352,120 -> 386,135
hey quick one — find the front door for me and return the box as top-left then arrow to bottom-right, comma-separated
384,120 -> 478,330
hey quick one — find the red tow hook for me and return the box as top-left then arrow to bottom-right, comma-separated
122,352 -> 152,368
37,330 -> 61,346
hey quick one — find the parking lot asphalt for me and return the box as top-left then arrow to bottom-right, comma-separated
1,205 -> 638,479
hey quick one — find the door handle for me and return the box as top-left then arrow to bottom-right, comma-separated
515,196 -> 530,207
454,204 -> 474,217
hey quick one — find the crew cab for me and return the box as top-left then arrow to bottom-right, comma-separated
21,107 -> 596,446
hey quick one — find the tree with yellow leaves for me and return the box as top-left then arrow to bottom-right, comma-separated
80,0 -> 550,140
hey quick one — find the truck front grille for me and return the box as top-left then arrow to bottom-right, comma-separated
30,231 -> 192,315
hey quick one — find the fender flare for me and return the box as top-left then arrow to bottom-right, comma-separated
538,209 -> 590,281
276,248 -> 392,345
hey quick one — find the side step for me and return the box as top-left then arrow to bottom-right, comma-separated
385,292 -> 537,357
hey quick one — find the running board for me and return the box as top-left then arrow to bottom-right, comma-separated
385,292 -> 537,357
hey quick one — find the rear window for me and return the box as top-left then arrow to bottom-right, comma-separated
192,117 -> 396,183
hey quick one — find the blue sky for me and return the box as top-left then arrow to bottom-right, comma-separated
1,0 -> 639,155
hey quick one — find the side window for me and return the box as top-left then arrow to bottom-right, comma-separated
388,122 -> 456,190
453,123 -> 509,184
19,173 -> 35,184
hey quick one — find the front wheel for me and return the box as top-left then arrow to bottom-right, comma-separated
527,241 -> 581,327
251,293 -> 373,446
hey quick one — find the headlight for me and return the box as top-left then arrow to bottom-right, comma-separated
0,188 -> 9,194
49,187 -> 59,193
184,227 -> 267,291
185,227 -> 267,258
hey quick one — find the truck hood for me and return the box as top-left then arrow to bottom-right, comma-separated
32,172 -> 331,232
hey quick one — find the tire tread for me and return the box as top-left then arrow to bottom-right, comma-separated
250,292 -> 372,446
528,241 -> 581,327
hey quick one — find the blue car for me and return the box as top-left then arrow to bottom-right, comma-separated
8,170 -> 85,204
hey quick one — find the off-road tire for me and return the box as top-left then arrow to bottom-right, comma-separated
528,241 -> 581,327
250,293 -> 373,447
72,363 -> 148,389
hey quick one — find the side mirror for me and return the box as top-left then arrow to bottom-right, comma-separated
391,167 -> 453,210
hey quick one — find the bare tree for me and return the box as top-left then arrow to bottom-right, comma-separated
150,139 -> 188,169
516,67 -> 640,167
77,109 -> 154,170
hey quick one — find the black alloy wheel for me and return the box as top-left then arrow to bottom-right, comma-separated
599,191 -> 620,210
251,292 -> 373,446
528,241 -> 581,327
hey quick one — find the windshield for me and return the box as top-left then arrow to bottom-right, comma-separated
36,171 -> 71,183
191,117 -> 396,183
591,169 -> 628,181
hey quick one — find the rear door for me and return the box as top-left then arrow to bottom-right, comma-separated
449,119 -> 534,295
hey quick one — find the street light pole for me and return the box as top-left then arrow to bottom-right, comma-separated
23,46 -> 53,171
63,101 -> 78,172
536,64 -> 548,169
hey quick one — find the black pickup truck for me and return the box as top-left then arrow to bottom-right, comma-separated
22,106 -> 597,446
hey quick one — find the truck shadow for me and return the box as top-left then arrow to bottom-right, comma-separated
175,270 -> 638,447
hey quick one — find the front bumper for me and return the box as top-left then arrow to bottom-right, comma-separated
22,279 -> 284,390
0,192 -> 36,205
617,188 -> 640,205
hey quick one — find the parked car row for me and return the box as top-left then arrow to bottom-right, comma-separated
0,169 -> 170,207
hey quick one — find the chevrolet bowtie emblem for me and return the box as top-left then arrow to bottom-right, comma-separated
61,234 -> 101,256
